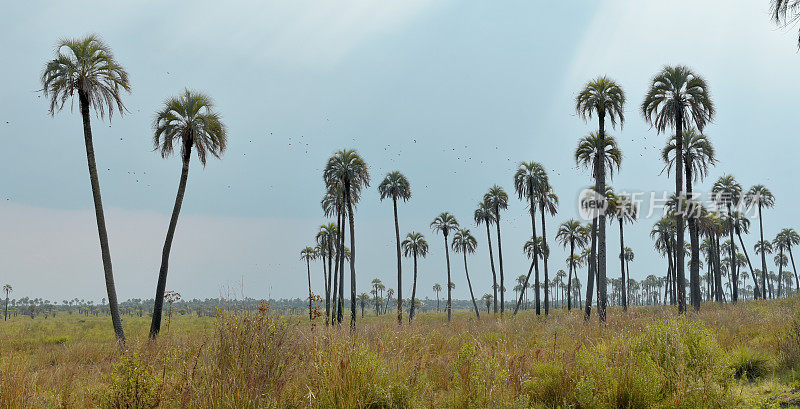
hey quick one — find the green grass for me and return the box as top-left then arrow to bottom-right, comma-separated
1,300 -> 800,408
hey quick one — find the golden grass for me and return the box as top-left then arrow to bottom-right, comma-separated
1,300 -> 800,408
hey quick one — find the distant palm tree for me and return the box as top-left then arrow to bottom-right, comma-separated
484,186 -> 509,314
624,247 -> 634,304
513,162 -> 548,315
378,171 -> 411,324
481,294 -> 493,314
712,175 -> 742,303
575,133 -> 622,320
746,185 -> 775,299
150,90 -> 227,338
608,192 -> 638,311
431,212 -> 459,321
371,278 -> 384,316
662,128 -> 716,309
474,201 -> 499,314
755,240 -> 775,298
358,293 -> 370,318
556,220 -> 589,311
777,228 -> 800,290
773,252 -> 789,298
576,76 -> 625,322
300,247 -> 316,320
402,232 -> 428,322
536,185 -> 558,315
432,283 -> 442,312
3,284 -> 11,321
316,223 -> 338,325
41,35 -> 130,341
731,212 -> 760,297
452,229 -> 480,318
324,150 -> 370,330
771,0 -> 800,47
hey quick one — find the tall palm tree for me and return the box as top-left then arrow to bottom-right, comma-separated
513,162 -> 548,315
324,150 -> 370,330
149,90 -> 227,338
730,211 -> 761,298
755,240 -> 775,298
432,283 -> 442,312
771,0 -> 800,47
402,232 -> 428,322
652,216 -> 676,305
474,201 -> 498,313
712,175 -> 742,303
452,229 -> 480,318
777,228 -> 800,290
431,212 -> 459,321
378,171 -> 412,324
536,185 -> 558,315
556,220 -> 589,311
41,35 -> 131,341
316,223 -> 338,325
3,284 -> 11,321
661,128 -> 716,309
576,76 -> 625,322
575,133 -> 622,320
300,247 -> 316,320
483,186 -> 509,314
642,65 -> 714,313
774,251 -> 789,298
608,192 -> 638,311
746,185 -> 775,299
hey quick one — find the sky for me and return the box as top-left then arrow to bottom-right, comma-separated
0,0 -> 798,303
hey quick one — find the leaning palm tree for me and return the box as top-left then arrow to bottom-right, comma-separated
452,229 -> 480,318
575,76 -> 625,322
41,35 -> 130,341
771,0 -> 800,47
662,128 -> 716,309
324,150 -> 370,330
745,185 -> 775,299
149,90 -> 227,338
474,201 -> 498,313
3,284 -> 11,321
378,171 -> 412,324
513,162 -> 548,315
402,232 -> 428,322
607,192 -> 638,311
712,175 -> 743,303
483,186 -> 509,314
431,212 -> 459,321
300,247 -> 317,320
642,65 -> 714,314
575,133 -> 622,320
556,220 -> 589,311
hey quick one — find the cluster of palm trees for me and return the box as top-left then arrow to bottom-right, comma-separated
40,35 -> 227,342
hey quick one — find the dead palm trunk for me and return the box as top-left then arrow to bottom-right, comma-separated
78,90 -> 125,342
150,138 -> 192,339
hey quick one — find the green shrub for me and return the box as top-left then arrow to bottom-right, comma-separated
780,314 -> 800,370
97,352 -> 161,409
729,346 -> 771,381
521,361 -> 570,406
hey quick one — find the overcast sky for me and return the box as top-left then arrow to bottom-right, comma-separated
0,0 -> 798,303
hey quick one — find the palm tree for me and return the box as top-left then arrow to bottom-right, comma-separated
652,216 -> 676,305
474,201 -> 499,313
746,185 -> 775,299
513,162 -> 548,315
3,284 -> 11,321
731,211 -> 761,298
755,240 -> 775,298
482,294 -> 493,314
371,278 -> 384,316
608,192 -> 638,311
300,247 -> 316,320
149,90 -> 227,338
431,212 -> 459,321
662,128 -> 716,309
378,171 -> 411,324
432,283 -> 442,312
712,175 -> 742,303
358,293 -> 370,318
316,223 -> 338,325
642,65 -> 714,313
556,220 -> 589,311
624,247 -> 635,304
41,35 -> 130,341
575,76 -> 625,322
537,185 -> 558,315
575,133 -> 622,320
452,229 -> 480,318
483,186 -> 509,314
402,232 -> 428,322
771,0 -> 800,47
777,228 -> 800,290
774,252 -> 789,298
324,150 -> 370,330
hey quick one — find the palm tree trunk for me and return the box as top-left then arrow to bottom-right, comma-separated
392,197 -> 402,325
567,240 -> 574,311
584,217 -> 598,320
666,244 -> 674,305
527,186 -> 541,316
686,164 -> 701,310
713,234 -> 723,302
326,239 -> 333,325
758,204 -> 768,299
331,211 -> 341,323
409,252 -> 418,322
597,114 -> 608,322
4,295 -> 8,321
344,178 -> 357,331
484,223 -> 498,314
444,235 -> 453,321
736,230 -> 759,299
541,203 -> 550,316
778,249 -> 785,298
463,252 -> 480,318
149,139 -> 192,339
726,205 -> 738,303
78,90 -> 125,342
618,218 -> 627,311
789,247 -> 799,293
338,207 -> 345,324
513,260 -> 535,315
307,258 -> 313,320
495,209 -> 505,314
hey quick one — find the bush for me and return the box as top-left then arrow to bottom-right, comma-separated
98,352 -> 161,409
729,346 -> 771,381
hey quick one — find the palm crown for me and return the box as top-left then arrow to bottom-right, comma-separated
660,128 -> 716,181
711,175 -> 742,211
452,229 -> 477,254
513,162 -> 548,202
323,149 -> 371,199
556,220 -> 589,249
41,35 -> 130,118
575,76 -> 626,128
378,171 -> 411,202
641,65 -> 714,133
574,132 -> 622,179
402,232 -> 429,258
431,212 -> 459,237
473,201 -> 496,227
483,185 -> 509,214
745,185 -> 775,210
153,89 -> 227,165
